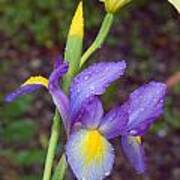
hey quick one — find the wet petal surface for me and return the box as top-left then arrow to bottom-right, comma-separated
99,104 -> 128,139
121,135 -> 145,174
124,81 -> 167,135
70,61 -> 126,123
66,129 -> 114,180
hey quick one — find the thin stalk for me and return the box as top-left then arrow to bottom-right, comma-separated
80,13 -> 114,67
52,154 -> 67,180
42,110 -> 60,180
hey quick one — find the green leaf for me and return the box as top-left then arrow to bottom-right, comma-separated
2,96 -> 33,119
52,154 -> 67,180
150,120 -> 166,134
164,98 -> 180,129
14,149 -> 46,166
22,175 -> 41,180
0,149 -> 46,166
63,1 -> 84,92
3,120 -> 37,143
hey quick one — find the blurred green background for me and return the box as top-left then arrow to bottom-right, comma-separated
0,0 -> 179,179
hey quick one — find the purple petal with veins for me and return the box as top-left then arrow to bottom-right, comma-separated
78,96 -> 104,129
48,62 -> 70,129
121,135 -> 146,174
124,81 -> 167,136
70,61 -> 126,123
99,104 -> 129,139
5,85 -> 41,102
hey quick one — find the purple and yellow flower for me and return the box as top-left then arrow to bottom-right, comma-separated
6,58 -> 167,179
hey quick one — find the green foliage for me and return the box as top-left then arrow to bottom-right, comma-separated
3,120 -> 37,143
14,149 -> 46,166
0,0 -> 101,47
0,95 -> 43,179
1,96 -> 33,119
164,84 -> 180,129
152,84 -> 180,133
0,148 -> 46,166
22,175 -> 41,180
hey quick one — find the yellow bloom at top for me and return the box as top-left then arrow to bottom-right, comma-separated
101,0 -> 131,13
69,1 -> 84,38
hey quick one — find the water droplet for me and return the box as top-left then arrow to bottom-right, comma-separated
90,86 -> 95,92
105,171 -> 110,176
84,75 -> 89,80
77,88 -> 81,93
140,108 -> 144,112
129,130 -> 137,135
105,66 -> 110,71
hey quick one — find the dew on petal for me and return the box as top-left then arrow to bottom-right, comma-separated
84,75 -> 89,80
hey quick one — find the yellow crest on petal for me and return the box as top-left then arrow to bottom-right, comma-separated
135,136 -> 141,144
69,1 -> 84,38
23,76 -> 48,88
81,130 -> 106,164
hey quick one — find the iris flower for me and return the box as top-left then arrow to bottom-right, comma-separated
6,58 -> 167,179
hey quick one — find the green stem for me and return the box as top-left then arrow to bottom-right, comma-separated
42,110 -> 60,180
43,12 -> 114,180
52,154 -> 67,180
80,13 -> 114,67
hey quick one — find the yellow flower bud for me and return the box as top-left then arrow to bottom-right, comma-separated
100,0 -> 131,13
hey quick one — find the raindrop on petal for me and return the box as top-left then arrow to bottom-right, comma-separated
105,171 -> 110,176
84,75 -> 89,80
129,129 -> 137,135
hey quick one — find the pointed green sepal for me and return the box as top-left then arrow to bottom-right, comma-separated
52,154 -> 67,180
63,1 -> 84,92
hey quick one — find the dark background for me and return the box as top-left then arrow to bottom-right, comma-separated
0,0 -> 179,179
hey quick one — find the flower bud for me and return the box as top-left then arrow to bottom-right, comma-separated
100,0 -> 131,13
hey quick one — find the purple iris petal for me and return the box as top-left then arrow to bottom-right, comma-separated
70,61 -> 126,123
99,104 -> 129,139
124,81 -> 167,136
121,135 -> 146,174
5,85 -> 41,102
77,96 -> 104,129
54,55 -> 63,69
48,62 -> 70,129
66,129 -> 115,180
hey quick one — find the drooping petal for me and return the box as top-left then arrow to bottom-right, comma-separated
78,96 -> 104,129
48,62 -> 70,129
70,61 -> 126,122
5,76 -> 48,102
99,104 -> 129,139
121,135 -> 145,174
125,81 -> 167,136
66,129 -> 114,180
